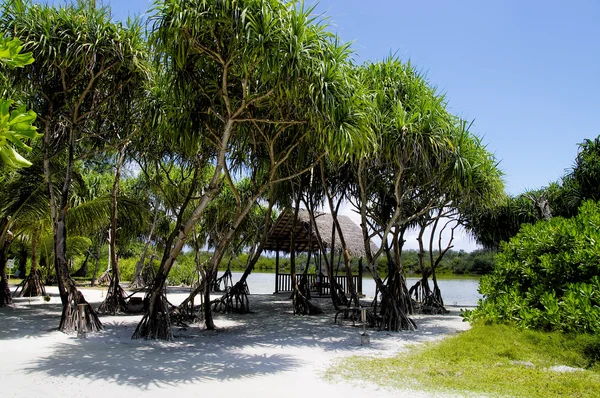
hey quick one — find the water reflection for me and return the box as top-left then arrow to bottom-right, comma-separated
231,272 -> 481,307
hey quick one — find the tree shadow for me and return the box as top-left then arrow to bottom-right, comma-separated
12,293 -> 468,389
0,299 -> 63,340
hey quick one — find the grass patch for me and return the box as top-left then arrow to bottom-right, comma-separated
332,324 -> 600,397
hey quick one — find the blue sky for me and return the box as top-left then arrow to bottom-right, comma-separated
312,0 -> 600,196
39,0 -> 600,195
34,0 -> 600,250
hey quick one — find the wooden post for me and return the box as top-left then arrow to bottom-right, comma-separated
360,307 -> 370,345
358,257 -> 363,296
274,242 -> 280,294
77,303 -> 87,339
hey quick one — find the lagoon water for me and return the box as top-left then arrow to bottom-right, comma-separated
231,271 -> 482,307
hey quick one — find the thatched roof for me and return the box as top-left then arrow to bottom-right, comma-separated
263,209 -> 375,258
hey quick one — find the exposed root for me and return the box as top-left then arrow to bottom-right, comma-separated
212,280 -> 250,314
170,301 -> 202,327
59,289 -> 103,333
132,290 -> 172,340
95,270 -> 111,286
378,285 -> 416,331
13,270 -> 46,297
292,289 -> 323,315
130,262 -> 156,290
409,279 -> 448,315
97,280 -> 128,314
211,268 -> 233,292
298,274 -> 311,300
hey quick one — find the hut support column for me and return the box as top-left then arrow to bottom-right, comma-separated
274,242 -> 280,294
358,258 -> 364,296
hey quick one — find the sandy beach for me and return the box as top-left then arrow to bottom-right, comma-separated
1,286 -> 471,398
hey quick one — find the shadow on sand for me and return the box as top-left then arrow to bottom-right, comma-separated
5,292 -> 466,389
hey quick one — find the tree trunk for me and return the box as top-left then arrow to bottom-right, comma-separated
357,159 -> 415,332
303,195 -> 345,309
98,144 -> 128,314
17,245 -> 27,279
209,189 -> 277,315
131,201 -> 159,289
0,245 -> 12,307
319,161 -> 359,307
54,210 -> 102,332
90,235 -> 103,286
14,231 -> 46,298
44,122 -> 102,333
289,188 -> 322,315
133,120 -> 235,340
412,221 -> 432,305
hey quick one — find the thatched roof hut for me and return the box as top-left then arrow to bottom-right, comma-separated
263,209 -> 374,258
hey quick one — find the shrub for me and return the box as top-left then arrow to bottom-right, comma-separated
464,201 -> 600,333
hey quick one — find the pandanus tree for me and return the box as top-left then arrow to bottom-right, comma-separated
2,0 -> 148,332
468,193 -> 539,250
126,171 -> 166,290
348,58 -> 464,331
133,0 -> 359,339
546,135 -> 600,218
274,60 -> 373,315
410,124 -> 504,309
99,69 -> 150,314
468,136 -> 600,250
181,177 -> 269,317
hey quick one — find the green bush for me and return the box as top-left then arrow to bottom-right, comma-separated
118,257 -> 138,282
168,252 -> 198,285
464,201 -> 600,333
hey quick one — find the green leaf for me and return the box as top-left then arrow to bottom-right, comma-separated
0,37 -> 34,68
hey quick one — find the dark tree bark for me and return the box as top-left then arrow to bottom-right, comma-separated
357,159 -> 416,332
0,217 -> 13,306
44,118 -> 102,333
289,187 -> 322,316
0,245 -> 12,307
210,194 -> 275,315
17,245 -> 27,279
304,196 -> 347,309
14,231 -> 46,298
414,221 -> 433,302
133,114 -> 236,341
319,161 -> 359,308
98,144 -> 128,314
130,201 -> 159,289
90,234 -> 103,287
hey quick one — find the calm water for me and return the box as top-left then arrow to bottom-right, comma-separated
230,271 -> 481,307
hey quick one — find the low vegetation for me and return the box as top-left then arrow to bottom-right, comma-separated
464,201 -> 600,333
333,324 -> 600,397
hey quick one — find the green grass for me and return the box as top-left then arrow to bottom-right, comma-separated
331,324 -> 600,397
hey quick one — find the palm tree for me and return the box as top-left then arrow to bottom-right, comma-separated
0,154 -> 48,305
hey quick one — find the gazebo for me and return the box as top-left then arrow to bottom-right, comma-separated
263,209 -> 370,295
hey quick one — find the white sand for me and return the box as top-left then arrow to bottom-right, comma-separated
1,286 -> 471,398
